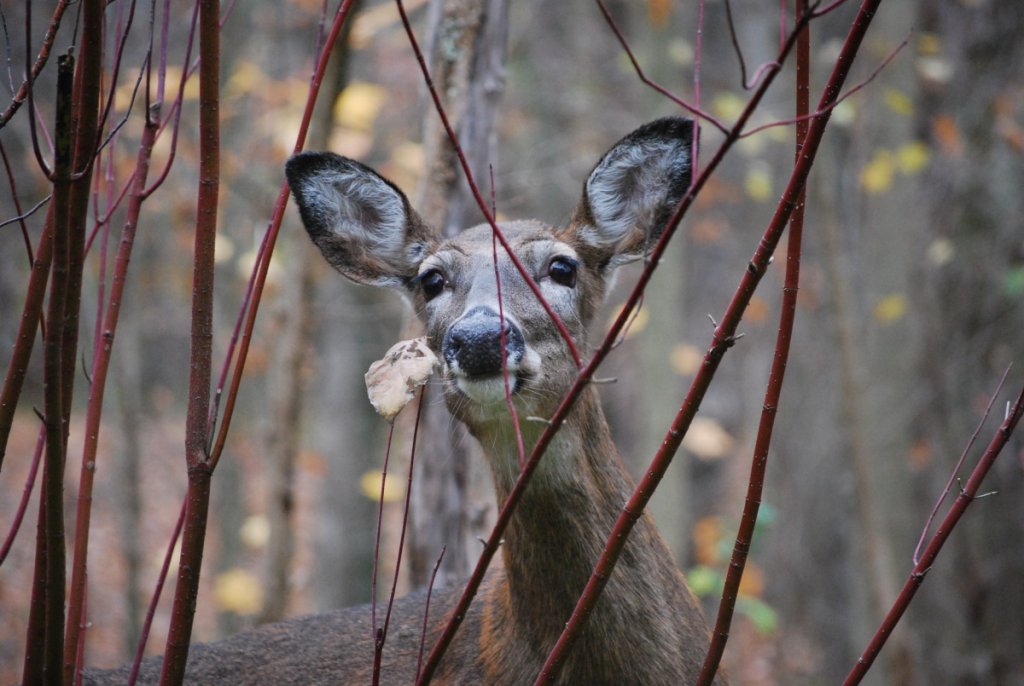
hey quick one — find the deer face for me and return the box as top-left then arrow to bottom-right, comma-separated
286,118 -> 694,428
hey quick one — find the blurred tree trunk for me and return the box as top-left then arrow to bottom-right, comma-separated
908,2 -> 1024,683
260,5 -> 361,620
406,0 -> 509,588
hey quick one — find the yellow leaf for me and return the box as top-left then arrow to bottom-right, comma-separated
712,92 -> 746,122
214,568 -> 263,615
670,343 -> 703,376
883,88 -> 914,117
361,469 -> 406,503
860,150 -> 895,194
873,293 -> 907,324
744,165 -> 773,202
334,81 -> 386,133
896,141 -> 930,175
917,32 -> 942,56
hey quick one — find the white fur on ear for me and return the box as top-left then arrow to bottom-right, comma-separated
584,138 -> 689,246
577,117 -> 694,263
287,152 -> 431,287
297,162 -> 406,256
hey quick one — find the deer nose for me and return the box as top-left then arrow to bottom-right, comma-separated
443,306 -> 525,378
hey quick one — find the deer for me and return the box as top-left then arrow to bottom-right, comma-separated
83,117 -> 725,685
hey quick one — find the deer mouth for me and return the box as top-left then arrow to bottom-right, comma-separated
442,306 -> 532,405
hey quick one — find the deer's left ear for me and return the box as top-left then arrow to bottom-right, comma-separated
569,117 -> 695,268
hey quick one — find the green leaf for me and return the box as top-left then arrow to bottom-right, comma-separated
737,596 -> 778,634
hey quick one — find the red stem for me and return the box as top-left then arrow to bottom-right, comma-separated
0,205 -> 53,470
0,1 -> 72,129
695,1 -> 810,681
842,385 -> 1024,685
64,106 -> 160,682
35,50 -> 75,686
158,0 -> 219,680
536,1 -> 882,680
0,424 -> 45,564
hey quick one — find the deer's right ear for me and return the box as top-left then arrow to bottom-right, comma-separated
286,152 -> 436,288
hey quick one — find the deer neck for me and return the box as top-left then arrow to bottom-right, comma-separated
467,387 -> 677,644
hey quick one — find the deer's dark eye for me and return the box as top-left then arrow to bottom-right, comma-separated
548,257 -> 578,288
419,269 -> 446,301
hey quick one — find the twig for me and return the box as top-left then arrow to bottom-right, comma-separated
158,0 -> 220,680
697,0 -> 809,681
913,365 -> 1011,565
594,0 -> 727,135
415,545 -> 447,681
843,384 -> 1024,685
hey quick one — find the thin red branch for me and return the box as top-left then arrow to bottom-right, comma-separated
696,0 -> 810,681
37,51 -> 75,686
377,391 -> 427,683
0,0 -> 71,129
370,423 -> 398,682
595,0 -> 727,135
64,106 -> 161,682
536,1 -> 883,680
128,501 -> 186,686
0,424 -> 45,564
913,367 -> 1011,565
843,383 -> 1024,685
158,0 -> 220,680
0,204 -> 53,470
415,546 -> 447,681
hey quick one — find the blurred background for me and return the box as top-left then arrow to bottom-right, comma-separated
1,1 -> 1022,684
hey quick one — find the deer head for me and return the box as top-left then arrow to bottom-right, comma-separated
286,117 -> 693,437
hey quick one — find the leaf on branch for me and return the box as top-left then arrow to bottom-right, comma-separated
365,337 -> 439,422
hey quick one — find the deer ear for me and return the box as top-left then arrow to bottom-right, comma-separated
286,152 -> 437,288
570,117 -> 695,268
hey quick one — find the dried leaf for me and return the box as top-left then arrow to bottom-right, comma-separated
365,337 -> 439,422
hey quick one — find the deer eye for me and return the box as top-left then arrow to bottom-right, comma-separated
548,257 -> 578,288
419,269 -> 446,301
